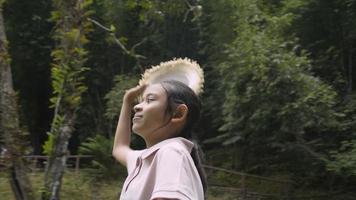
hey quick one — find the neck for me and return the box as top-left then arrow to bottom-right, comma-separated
143,121 -> 185,148
145,138 -> 162,148
144,128 -> 183,148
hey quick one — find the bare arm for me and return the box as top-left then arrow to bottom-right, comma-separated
112,85 -> 146,166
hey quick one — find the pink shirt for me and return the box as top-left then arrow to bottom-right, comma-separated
119,137 -> 204,200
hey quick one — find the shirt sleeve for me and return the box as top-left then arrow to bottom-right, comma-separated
150,147 -> 202,200
126,150 -> 143,174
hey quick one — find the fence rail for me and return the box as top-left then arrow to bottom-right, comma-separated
1,155 -> 353,199
2,155 -> 294,199
22,155 -> 93,173
203,164 -> 294,184
202,164 -> 293,199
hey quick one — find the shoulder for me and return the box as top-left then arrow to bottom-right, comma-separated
142,137 -> 195,167
158,137 -> 193,155
152,141 -> 196,178
161,140 -> 190,152
156,141 -> 191,161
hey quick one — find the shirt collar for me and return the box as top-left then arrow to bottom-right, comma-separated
141,137 -> 194,159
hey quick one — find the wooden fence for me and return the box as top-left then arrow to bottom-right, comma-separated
1,155 -> 353,199
22,155 -> 94,173
2,155 -> 294,199
203,164 -> 294,200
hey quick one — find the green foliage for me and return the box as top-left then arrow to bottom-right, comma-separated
42,133 -> 55,155
74,0 -> 202,139
0,39 -> 11,64
43,114 -> 65,155
0,171 -> 124,200
3,0 -> 53,155
327,140 -> 356,176
79,134 -> 119,179
196,0 -> 241,140
326,94 -> 356,176
208,0 -> 338,171
47,0 -> 93,142
42,0 -> 94,198
104,74 -> 138,119
287,0 -> 356,92
4,0 -> 356,196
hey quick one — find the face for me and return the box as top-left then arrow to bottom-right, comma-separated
132,84 -> 170,139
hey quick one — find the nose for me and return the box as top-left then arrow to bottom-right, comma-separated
133,102 -> 143,113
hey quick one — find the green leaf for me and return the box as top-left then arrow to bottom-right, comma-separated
110,24 -> 116,32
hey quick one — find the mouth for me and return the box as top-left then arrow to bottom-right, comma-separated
133,115 -> 143,122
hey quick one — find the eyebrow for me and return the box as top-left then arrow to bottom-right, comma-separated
144,93 -> 158,98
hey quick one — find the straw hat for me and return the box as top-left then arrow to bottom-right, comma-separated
139,58 -> 204,95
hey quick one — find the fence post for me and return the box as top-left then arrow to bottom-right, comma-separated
32,156 -> 38,171
283,181 -> 292,200
241,174 -> 247,200
75,156 -> 80,174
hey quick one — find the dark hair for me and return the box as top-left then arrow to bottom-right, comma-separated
160,80 -> 208,194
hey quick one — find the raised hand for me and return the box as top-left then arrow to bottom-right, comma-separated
123,84 -> 147,106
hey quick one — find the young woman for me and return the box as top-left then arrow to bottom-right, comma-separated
112,80 -> 207,200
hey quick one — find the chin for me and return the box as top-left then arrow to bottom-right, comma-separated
132,125 -> 142,135
133,127 -> 150,140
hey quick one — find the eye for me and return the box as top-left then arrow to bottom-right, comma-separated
146,98 -> 155,103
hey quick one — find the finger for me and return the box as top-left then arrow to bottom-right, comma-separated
125,84 -> 146,103
134,84 -> 147,101
126,84 -> 144,93
132,84 -> 147,94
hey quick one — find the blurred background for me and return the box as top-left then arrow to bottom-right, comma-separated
0,0 -> 356,199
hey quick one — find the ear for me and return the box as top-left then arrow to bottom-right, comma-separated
171,104 -> 188,123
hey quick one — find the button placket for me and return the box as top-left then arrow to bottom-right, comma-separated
125,157 -> 143,192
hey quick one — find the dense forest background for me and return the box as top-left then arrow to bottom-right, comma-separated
1,0 -> 356,199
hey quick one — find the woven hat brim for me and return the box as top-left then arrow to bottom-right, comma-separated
139,58 -> 204,95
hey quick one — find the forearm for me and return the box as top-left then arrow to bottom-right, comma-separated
113,101 -> 133,150
112,100 -> 134,166
112,84 -> 146,165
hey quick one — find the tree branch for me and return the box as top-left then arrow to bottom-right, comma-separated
87,17 -> 147,70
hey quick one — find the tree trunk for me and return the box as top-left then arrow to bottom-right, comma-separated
0,4 -> 35,200
41,0 -> 92,199
43,113 -> 75,200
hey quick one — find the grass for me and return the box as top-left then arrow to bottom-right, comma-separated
0,169 -> 237,200
6,168 -> 340,200
0,170 -> 124,200
0,172 -> 14,199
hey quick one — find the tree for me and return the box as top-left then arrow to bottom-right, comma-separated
289,0 -> 356,94
42,0 -> 92,199
196,0 -> 240,141
206,0 -> 337,173
0,0 -> 34,199
3,0 -> 53,155
75,0 -> 203,142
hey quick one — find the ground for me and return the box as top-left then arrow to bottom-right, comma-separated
0,170 -> 237,200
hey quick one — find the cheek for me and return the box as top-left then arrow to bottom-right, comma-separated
132,110 -> 167,134
147,104 -> 170,123
149,108 -> 165,122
